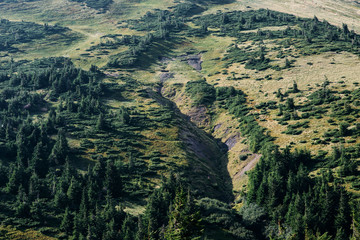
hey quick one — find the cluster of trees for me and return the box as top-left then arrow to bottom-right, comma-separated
0,19 -> 69,52
202,76 -> 360,239
104,7 -> 360,70
185,79 -> 216,106
105,1 -> 227,68
217,86 -> 274,153
184,80 -> 273,153
246,146 -> 360,239
0,58 -> 113,237
194,9 -> 300,31
0,57 -> 104,117
194,9 -> 360,69
127,2 -> 204,33
254,79 -> 360,143
106,33 -> 155,68
195,9 -> 360,46
107,4 -> 196,68
3,150 -> 205,239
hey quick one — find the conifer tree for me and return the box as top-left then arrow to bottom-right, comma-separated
335,191 -> 351,238
67,176 -> 81,205
61,207 -> 73,235
6,163 -> 24,194
96,113 -> 105,131
286,98 -> 295,110
164,187 -> 202,240
136,216 -> 145,240
14,185 -> 30,217
31,142 -> 48,178
293,81 -> 299,93
49,128 -> 69,165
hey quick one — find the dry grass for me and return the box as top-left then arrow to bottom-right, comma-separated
202,0 -> 360,33
207,50 -> 360,154
122,201 -> 146,216
0,225 -> 56,240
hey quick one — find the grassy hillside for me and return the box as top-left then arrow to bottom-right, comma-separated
0,0 -> 360,239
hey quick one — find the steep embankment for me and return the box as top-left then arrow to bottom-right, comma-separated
147,85 -> 234,202
158,54 -> 260,196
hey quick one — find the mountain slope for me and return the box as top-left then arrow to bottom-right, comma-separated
0,0 -> 360,239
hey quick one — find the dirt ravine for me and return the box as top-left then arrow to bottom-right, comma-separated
146,88 -> 234,202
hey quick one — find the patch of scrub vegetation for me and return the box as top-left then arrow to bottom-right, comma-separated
192,9 -> 360,71
0,19 -> 72,53
185,79 -> 216,106
105,3 -> 196,68
0,225 -> 56,240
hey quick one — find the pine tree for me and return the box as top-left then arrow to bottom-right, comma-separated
128,152 -> 134,172
49,129 -> 69,165
352,202 -> 360,239
119,107 -> 130,124
103,219 -> 118,240
104,160 -> 121,198
31,142 -> 48,178
92,205 -> 106,239
335,228 -> 347,240
293,81 -> 299,93
286,98 -> 295,110
61,207 -> 73,235
86,224 -> 96,240
6,163 -> 24,194
67,176 -> 81,205
14,185 -> 30,217
96,113 -> 105,131
335,191 -> 351,238
284,58 -> 291,68
340,122 -> 350,136
29,171 -> 40,200
164,187 -> 203,240
72,212 -> 81,240
16,138 -> 28,167
54,187 -> 68,209
30,199 -> 42,221
135,216 -> 145,240
121,215 -> 134,240
277,104 -> 284,116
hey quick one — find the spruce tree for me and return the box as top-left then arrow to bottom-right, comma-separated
49,128 -> 69,165
293,81 -> 299,93
335,191 -> 351,238
61,207 -> 73,235
96,113 -> 105,131
14,185 -> 30,217
164,187 -> 202,240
